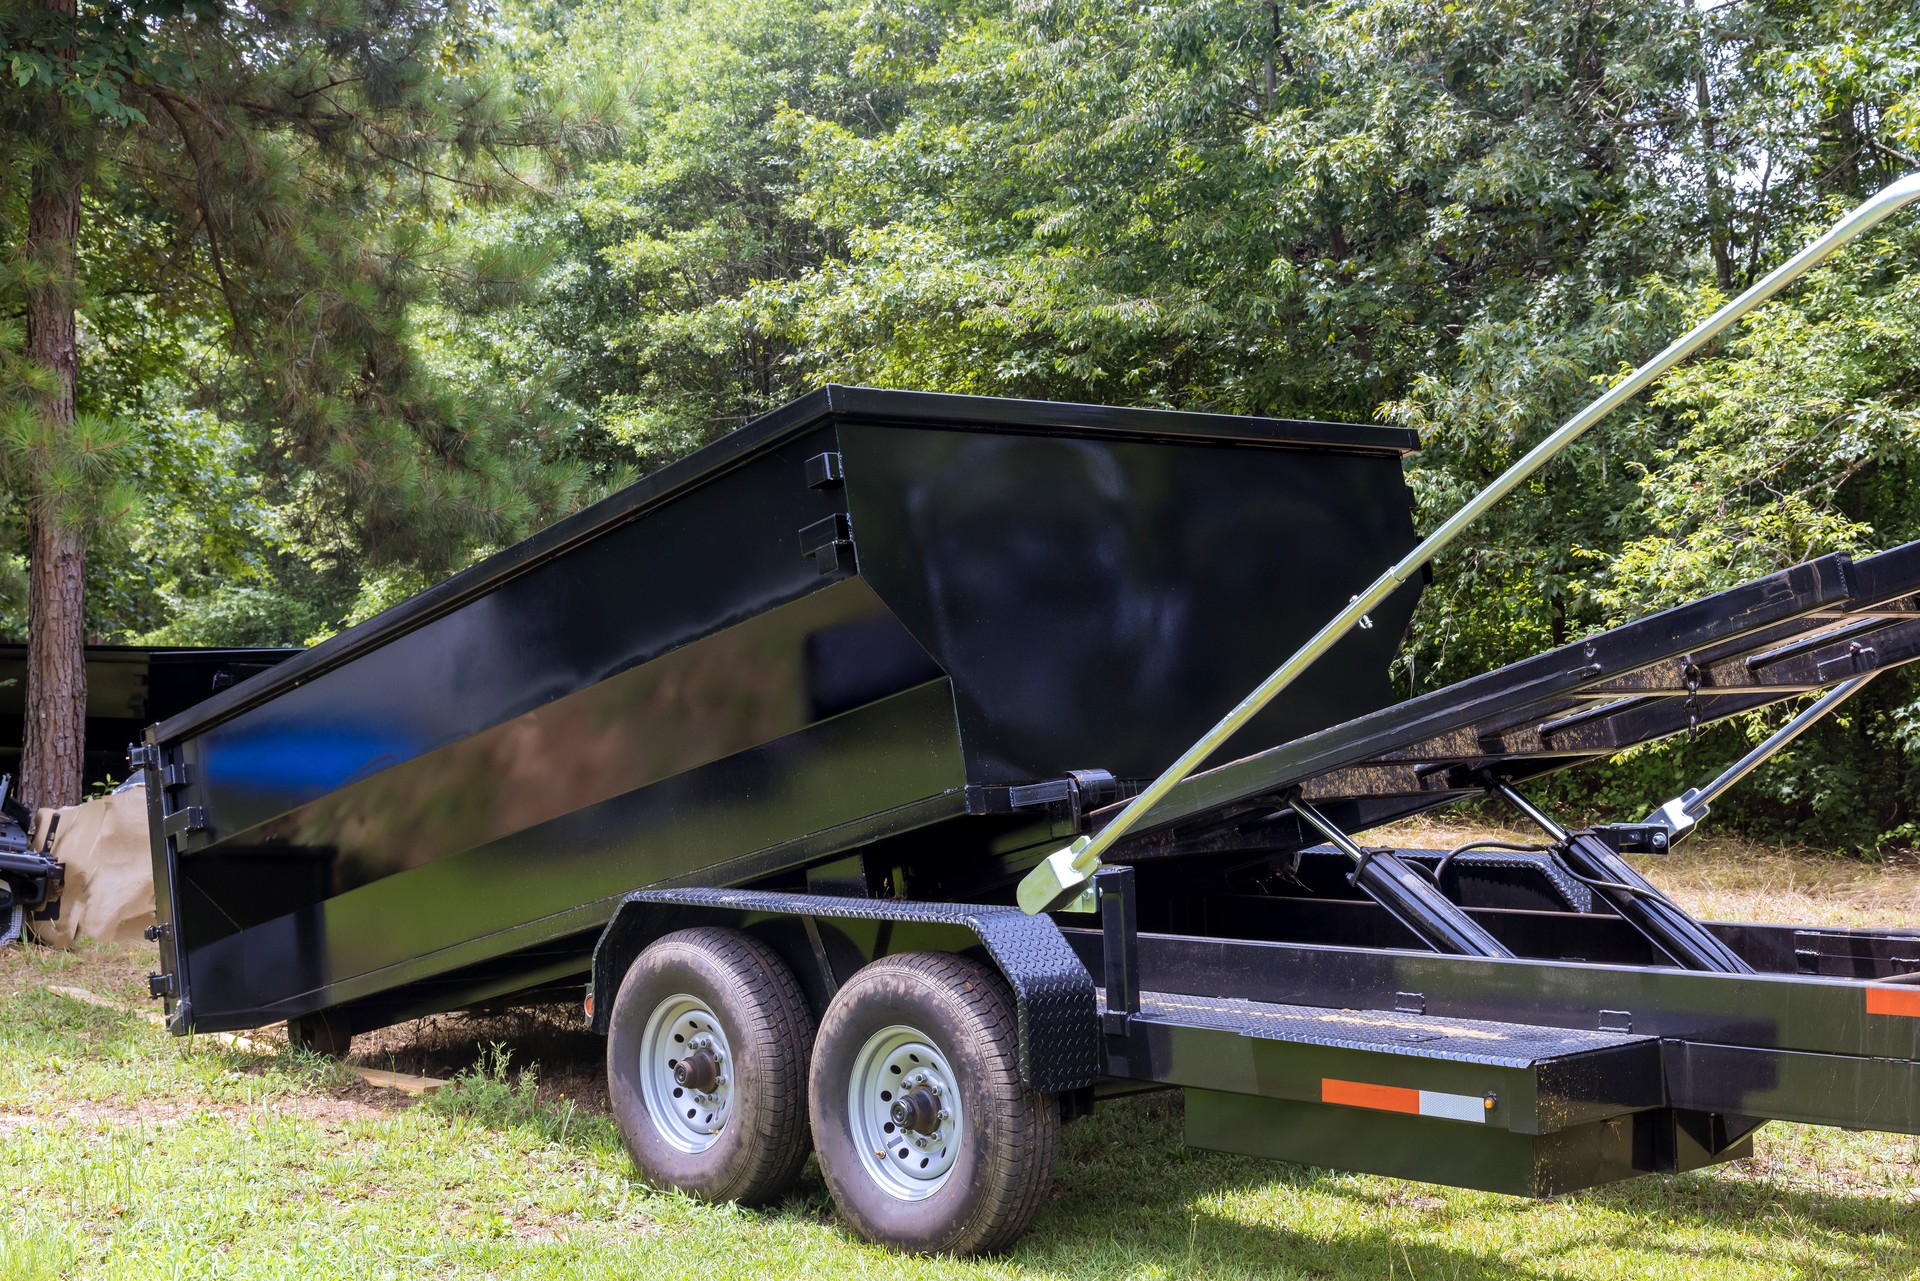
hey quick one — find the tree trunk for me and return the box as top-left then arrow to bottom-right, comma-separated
22,19 -> 86,814
1695,65 -> 1734,292
24,514 -> 86,812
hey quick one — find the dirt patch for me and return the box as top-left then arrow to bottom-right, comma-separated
0,937 -> 151,1004
4,1086 -> 400,1135
351,1002 -> 611,1115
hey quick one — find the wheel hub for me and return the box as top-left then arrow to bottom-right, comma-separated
675,1049 -> 721,1093
847,1024 -> 962,1200
889,1087 -> 939,1134
638,994 -> 734,1153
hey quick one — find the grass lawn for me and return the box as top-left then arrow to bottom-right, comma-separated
5,832 -> 1920,1280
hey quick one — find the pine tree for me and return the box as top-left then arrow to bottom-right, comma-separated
1,0 -> 620,811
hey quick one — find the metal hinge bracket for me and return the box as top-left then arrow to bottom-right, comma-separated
798,513 -> 855,575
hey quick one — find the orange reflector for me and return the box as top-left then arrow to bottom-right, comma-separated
1322,1078 -> 1420,1114
584,992 -> 595,1021
1866,986 -> 1920,1017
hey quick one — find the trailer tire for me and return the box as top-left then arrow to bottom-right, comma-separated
606,926 -> 814,1206
809,952 -> 1059,1255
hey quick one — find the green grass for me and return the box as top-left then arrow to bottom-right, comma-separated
5,942 -> 1920,1279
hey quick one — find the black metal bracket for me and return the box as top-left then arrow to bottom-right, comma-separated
798,513 -> 855,575
1585,823 -> 1674,856
162,806 -> 208,839
805,451 -> 844,489
1095,865 -> 1139,1036
1005,768 -> 1123,827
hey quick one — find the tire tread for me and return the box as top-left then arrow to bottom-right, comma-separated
608,926 -> 814,1205
811,951 -> 1060,1255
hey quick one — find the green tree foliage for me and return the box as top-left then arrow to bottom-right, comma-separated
6,0 -> 1916,845
423,0 -> 904,467
502,0 -> 1918,846
0,0 -> 622,803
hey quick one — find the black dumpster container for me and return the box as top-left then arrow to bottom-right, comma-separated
143,387 -> 1424,1035
0,644 -> 295,790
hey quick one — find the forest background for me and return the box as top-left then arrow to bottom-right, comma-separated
2,0 -> 1917,847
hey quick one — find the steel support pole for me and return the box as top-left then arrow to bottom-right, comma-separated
1643,672 -> 1881,843
1020,173 -> 1920,914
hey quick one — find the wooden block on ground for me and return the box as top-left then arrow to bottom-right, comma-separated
356,1067 -> 449,1095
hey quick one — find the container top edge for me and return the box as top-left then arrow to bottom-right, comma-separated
151,386 -> 1415,742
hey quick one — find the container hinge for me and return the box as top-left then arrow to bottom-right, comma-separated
1007,779 -> 1074,809
1065,769 -> 1122,809
127,744 -> 158,772
805,452 -> 844,489
144,922 -> 171,943
798,514 -> 855,575
162,763 -> 192,791
1007,769 -> 1120,824
162,806 -> 207,838
147,971 -> 175,1000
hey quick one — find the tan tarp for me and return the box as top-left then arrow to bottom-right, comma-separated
29,787 -> 154,948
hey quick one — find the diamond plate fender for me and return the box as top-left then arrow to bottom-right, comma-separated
589,888 -> 1099,1093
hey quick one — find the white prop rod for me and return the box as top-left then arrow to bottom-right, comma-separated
1020,172 -> 1920,914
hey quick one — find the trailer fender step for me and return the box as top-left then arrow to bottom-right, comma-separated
1101,988 -> 1663,1136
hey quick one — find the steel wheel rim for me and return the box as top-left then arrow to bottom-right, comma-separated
846,1023 -> 961,1200
639,993 -> 734,1153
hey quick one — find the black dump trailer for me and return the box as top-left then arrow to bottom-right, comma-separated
143,386 -> 1920,1255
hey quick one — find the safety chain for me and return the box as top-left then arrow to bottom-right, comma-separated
1682,656 -> 1703,740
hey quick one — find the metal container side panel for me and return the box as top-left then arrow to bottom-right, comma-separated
174,678 -> 971,1028
836,422 -> 1424,782
149,425 -> 886,1025
167,427 -> 850,849
174,578 -> 932,942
